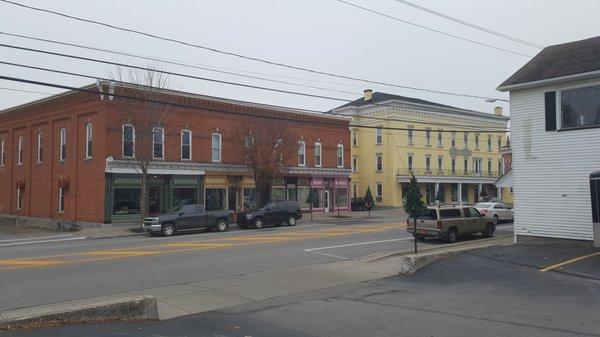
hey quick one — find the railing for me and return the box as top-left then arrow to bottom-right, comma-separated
397,168 -> 501,177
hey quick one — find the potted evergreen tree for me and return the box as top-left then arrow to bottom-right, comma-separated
364,186 -> 374,217
403,174 -> 426,253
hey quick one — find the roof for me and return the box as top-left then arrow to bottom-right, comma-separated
331,91 -> 508,120
494,168 -> 513,188
498,36 -> 600,90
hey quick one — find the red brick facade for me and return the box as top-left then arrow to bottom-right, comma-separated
0,85 -> 350,225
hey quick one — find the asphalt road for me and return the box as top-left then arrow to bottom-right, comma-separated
9,237 -> 598,337
0,215 -> 513,323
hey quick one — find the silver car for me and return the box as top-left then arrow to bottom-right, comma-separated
474,202 -> 514,224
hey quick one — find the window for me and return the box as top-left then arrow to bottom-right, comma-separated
498,159 -> 503,175
352,129 -> 357,146
497,137 -> 502,150
451,132 -> 456,147
314,142 -> 322,167
440,209 -> 462,219
475,134 -> 480,149
58,187 -> 65,212
407,128 -> 413,144
17,135 -> 23,165
407,155 -> 413,171
181,130 -> 191,160
16,187 -> 23,210
337,144 -> 344,168
425,157 -> 431,172
122,124 -> 135,158
451,158 -> 456,173
463,133 -> 468,148
473,159 -> 481,174
376,182 -> 383,198
376,154 -> 383,171
487,136 -> 492,151
560,84 -> 600,128
59,128 -> 66,161
211,133 -> 221,162
37,132 -> 43,163
205,188 -> 226,210
463,159 -> 468,173
153,127 -> 164,159
437,157 -> 443,172
298,141 -> 306,166
376,127 -> 383,144
0,138 -> 5,166
465,207 -> 481,218
353,184 -> 357,198
425,129 -> 431,146
85,123 -> 93,159
487,159 -> 492,174
352,157 -> 357,172
437,130 -> 443,147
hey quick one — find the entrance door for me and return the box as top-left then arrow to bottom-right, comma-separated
148,187 -> 162,215
324,190 -> 330,212
228,187 -> 237,211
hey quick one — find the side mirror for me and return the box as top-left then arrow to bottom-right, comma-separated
179,212 -> 184,217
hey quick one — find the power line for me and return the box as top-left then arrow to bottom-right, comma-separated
0,43 -> 351,103
0,75 -> 509,133
0,59 -> 509,132
0,0 -> 509,102
0,32 -> 359,97
0,86 -> 54,95
391,0 -> 544,49
336,0 -> 533,58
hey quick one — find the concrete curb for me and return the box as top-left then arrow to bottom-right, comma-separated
397,236 -> 514,274
0,296 -> 158,332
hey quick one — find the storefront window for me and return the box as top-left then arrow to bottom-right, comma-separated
173,188 -> 197,207
243,188 -> 256,210
272,187 -> 285,201
205,188 -> 226,210
286,186 -> 297,201
334,188 -> 348,209
298,186 -> 310,208
113,188 -> 140,215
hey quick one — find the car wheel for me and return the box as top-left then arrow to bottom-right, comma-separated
161,223 -> 175,237
483,223 -> 495,238
493,214 -> 499,224
215,219 -> 229,232
287,215 -> 297,226
445,227 -> 457,243
254,218 -> 264,229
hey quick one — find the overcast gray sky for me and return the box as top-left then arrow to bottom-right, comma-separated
1,0 -> 599,115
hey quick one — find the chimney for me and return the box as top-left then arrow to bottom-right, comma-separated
364,89 -> 373,102
494,106 -> 503,116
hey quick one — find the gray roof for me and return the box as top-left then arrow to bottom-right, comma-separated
499,36 -> 600,89
334,92 -> 463,111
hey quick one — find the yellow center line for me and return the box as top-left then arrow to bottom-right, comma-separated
539,251 -> 600,272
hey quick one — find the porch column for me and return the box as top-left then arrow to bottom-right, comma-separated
457,183 -> 462,205
478,183 -> 483,202
434,182 -> 440,196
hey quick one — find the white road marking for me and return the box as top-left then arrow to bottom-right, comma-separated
304,250 -> 349,260
304,238 -> 412,252
0,233 -> 74,243
0,237 -> 86,247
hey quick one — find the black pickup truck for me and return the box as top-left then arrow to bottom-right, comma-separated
142,204 -> 235,237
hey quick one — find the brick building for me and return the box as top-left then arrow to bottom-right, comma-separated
0,83 -> 351,227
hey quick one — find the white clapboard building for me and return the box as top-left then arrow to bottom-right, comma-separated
498,36 -> 600,247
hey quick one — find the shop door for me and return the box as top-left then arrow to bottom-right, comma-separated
148,187 -> 163,215
228,187 -> 237,211
324,190 -> 330,212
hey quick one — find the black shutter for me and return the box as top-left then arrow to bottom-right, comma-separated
544,91 -> 557,131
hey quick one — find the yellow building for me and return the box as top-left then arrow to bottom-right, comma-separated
332,90 -> 512,207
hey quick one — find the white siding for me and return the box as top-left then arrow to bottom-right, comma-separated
510,77 -> 600,241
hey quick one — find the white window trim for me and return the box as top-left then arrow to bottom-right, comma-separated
122,124 -> 135,158
337,144 -> 344,168
85,123 -> 93,159
16,187 -> 23,210
451,132 -> 456,147
376,182 -> 383,197
298,141 -> 306,166
437,130 -> 443,147
438,156 -> 443,171
556,82 -> 600,130
0,138 -> 5,166
376,154 -> 383,172
425,129 -> 431,146
375,128 -> 383,145
152,127 -> 165,160
407,128 -> 414,144
17,135 -> 23,165
58,187 -> 65,213
314,142 -> 322,167
425,156 -> 431,172
59,128 -> 66,161
181,129 -> 192,161
37,132 -> 43,163
352,157 -> 358,172
211,132 -> 222,163
487,136 -> 492,151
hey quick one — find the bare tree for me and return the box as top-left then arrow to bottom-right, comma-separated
107,64 -> 172,219
234,122 -> 299,208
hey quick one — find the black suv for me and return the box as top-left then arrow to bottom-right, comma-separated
238,201 -> 302,229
